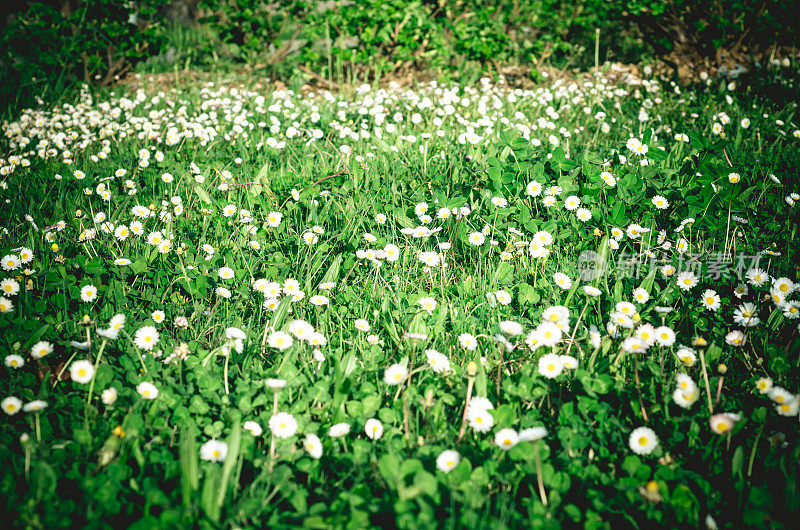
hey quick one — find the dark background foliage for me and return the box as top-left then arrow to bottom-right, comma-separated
1,0 -> 798,112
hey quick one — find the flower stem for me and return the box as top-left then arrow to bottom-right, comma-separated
715,375 -> 725,406
534,443 -> 548,506
402,389 -> 411,447
223,354 -> 230,395
698,348 -> 714,414
564,299 -> 590,359
747,424 -> 764,477
633,350 -> 648,423
53,350 -> 78,388
86,339 -> 108,408
457,377 -> 475,443
268,391 -> 279,472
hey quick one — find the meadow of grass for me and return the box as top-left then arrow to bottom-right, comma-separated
1,61 -> 800,528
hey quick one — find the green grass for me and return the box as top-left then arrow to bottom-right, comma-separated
1,62 -> 800,528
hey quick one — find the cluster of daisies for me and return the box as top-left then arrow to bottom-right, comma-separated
1,65 -> 800,502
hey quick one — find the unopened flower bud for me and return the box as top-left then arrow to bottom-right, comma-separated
466,361 -> 478,378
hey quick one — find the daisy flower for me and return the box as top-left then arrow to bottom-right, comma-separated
495,290 -> 512,305
70,360 -> 94,384
328,423 -> 351,438
538,353 -> 564,378
564,195 -> 581,211
676,272 -> 698,291
733,302 -> 760,327
1,396 -> 23,415
80,284 -> 98,302
30,340 -> 54,359
621,337 -> 647,353
629,427 -> 658,455
304,434 -> 323,458
526,181 -> 543,197
772,277 -> 795,294
755,377 -> 773,394
560,355 -> 579,369
701,289 -> 721,311
310,295 -> 329,306
365,418 -> 383,440
745,268 -> 768,287
418,297 -> 437,313
459,333 -> 478,350
200,440 -> 228,462
384,364 -> 409,385
467,407 -> 494,433
136,382 -> 158,399
499,320 -> 524,336
425,349 -> 451,374
654,326 -> 676,347
709,413 -> 738,434
725,330 -> 746,347
576,208 -> 592,222
1,254 -> 20,271
632,288 -> 650,304
553,272 -> 572,290
494,428 -> 519,450
102,387 -> 118,405
583,286 -> 601,297
676,347 -> 696,367
0,278 -> 20,296
776,398 -> 800,417
5,354 -> 24,369
537,322 -> 562,346
269,412 -> 298,438
651,195 -> 669,209
0,296 -> 13,313
436,450 -> 461,472
22,399 -> 47,413
673,387 -> 699,409
267,331 -> 293,351
468,232 -> 486,246
134,326 -> 159,351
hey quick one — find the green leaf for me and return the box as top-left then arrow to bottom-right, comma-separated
732,446 -> 744,478
179,421 -> 199,508
216,417 -> 242,511
250,159 -> 273,196
194,185 -> 212,205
